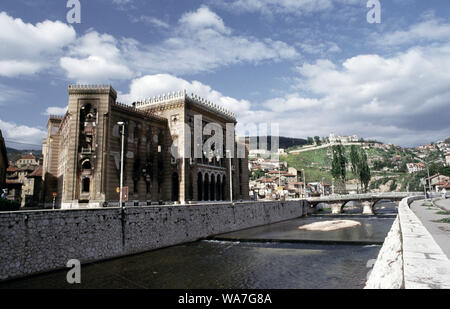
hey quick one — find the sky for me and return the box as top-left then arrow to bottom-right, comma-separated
0,0 -> 449,149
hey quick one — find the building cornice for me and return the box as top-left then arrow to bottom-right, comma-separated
68,85 -> 117,99
111,102 -> 168,124
134,90 -> 237,122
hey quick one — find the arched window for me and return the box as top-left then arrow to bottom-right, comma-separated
81,160 -> 91,170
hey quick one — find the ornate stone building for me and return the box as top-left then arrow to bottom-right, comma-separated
0,130 -> 7,193
42,85 -> 249,208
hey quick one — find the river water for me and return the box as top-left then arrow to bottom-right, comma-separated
0,205 -> 396,289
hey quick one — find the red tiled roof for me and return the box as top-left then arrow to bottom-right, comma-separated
29,166 -> 43,177
259,177 -> 278,183
6,166 -> 18,172
19,165 -> 35,172
267,170 -> 288,175
20,154 -> 36,160
6,179 -> 21,185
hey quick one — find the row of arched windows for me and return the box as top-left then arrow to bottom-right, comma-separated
197,172 -> 226,201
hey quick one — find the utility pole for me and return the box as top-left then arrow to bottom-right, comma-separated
117,122 -> 125,208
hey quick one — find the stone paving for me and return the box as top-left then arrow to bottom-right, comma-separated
405,199 -> 450,288
410,200 -> 450,259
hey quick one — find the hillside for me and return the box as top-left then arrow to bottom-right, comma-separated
282,141 -> 449,192
248,136 -> 307,150
6,147 -> 43,163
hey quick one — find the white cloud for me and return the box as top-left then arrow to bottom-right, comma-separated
131,16 -> 169,29
265,94 -> 319,112
43,106 -> 68,116
379,18 -> 450,46
60,31 -> 134,83
0,11 -> 76,77
60,6 -> 298,82
0,119 -> 46,147
248,44 -> 450,146
119,74 -> 251,114
0,60 -> 43,77
179,5 -> 230,34
130,7 -> 298,75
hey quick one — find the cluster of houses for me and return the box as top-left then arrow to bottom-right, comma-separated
248,158 -> 331,200
328,133 -> 359,144
406,163 -> 426,174
423,174 -> 450,194
2,150 -> 44,207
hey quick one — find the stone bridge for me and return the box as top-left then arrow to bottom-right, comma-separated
307,192 -> 422,215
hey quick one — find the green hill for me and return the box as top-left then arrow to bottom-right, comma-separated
283,141 -> 449,192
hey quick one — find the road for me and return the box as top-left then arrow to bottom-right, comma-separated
410,200 -> 450,259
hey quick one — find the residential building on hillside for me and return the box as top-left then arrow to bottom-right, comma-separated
407,163 -> 426,174
329,133 -> 358,144
5,164 -> 43,207
15,153 -> 40,168
423,174 -> 450,192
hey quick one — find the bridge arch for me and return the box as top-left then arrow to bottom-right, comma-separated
341,201 -> 363,214
372,199 -> 397,215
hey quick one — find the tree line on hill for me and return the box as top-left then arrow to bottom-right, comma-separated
331,145 -> 371,193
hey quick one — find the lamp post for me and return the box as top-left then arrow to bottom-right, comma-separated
417,158 -> 432,200
322,177 -> 325,196
226,150 -> 233,203
302,169 -> 306,198
117,122 -> 125,208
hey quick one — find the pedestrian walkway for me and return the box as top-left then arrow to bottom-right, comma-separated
410,200 -> 450,259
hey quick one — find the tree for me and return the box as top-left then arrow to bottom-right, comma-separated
359,150 -> 371,192
307,137 -> 314,145
314,136 -> 321,146
331,145 -> 346,182
251,169 -> 265,180
350,145 -> 361,193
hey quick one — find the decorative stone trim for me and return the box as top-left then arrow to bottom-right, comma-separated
134,90 -> 236,121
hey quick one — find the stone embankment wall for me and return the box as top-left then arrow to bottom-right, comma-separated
365,217 -> 403,289
0,200 -> 308,281
365,196 -> 450,289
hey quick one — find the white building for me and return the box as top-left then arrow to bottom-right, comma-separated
329,133 -> 358,144
407,163 -> 426,174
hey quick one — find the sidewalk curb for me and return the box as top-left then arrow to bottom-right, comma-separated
432,198 -> 450,212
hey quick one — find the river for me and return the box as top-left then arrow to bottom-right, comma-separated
0,204 -> 397,289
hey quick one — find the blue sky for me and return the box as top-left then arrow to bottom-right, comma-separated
0,0 -> 450,149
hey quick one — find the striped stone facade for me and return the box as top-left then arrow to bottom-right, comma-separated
42,85 -> 249,208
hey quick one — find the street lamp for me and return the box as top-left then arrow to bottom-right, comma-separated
226,149 -> 233,203
417,158 -> 432,199
117,121 -> 125,208
302,169 -> 306,198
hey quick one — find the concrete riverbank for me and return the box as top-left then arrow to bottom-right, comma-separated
365,196 -> 450,289
0,200 -> 308,281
